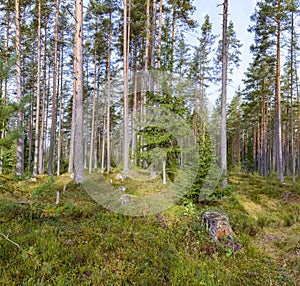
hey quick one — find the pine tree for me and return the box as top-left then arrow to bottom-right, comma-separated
73,0 -> 84,183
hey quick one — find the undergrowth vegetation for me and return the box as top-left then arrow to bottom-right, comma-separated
0,172 -> 299,285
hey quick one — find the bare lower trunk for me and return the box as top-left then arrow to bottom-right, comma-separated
15,0 -> 24,177
275,0 -> 284,182
123,0 -> 130,176
48,0 -> 60,176
33,0 -> 42,177
73,0 -> 84,183
38,25 -> 48,174
89,21 -> 98,174
57,42 -> 64,176
28,99 -> 34,172
73,0 -> 84,184
221,0 -> 228,188
106,12 -> 112,174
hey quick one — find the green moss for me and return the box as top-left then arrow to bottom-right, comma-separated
0,173 -> 299,285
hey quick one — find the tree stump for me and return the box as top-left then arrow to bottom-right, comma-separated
201,210 -> 233,241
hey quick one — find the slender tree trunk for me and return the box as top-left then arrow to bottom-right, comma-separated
33,0 -> 41,177
171,1 -> 176,73
73,0 -> 84,183
253,122 -> 257,172
101,112 -> 106,172
15,0 -> 24,177
89,18 -> 98,174
296,58 -> 300,178
48,0 -> 59,176
57,39 -> 64,176
28,96 -> 34,172
83,52 -> 89,170
157,0 -> 163,70
221,0 -> 228,188
257,121 -> 261,173
290,13 -> 295,182
106,11 -> 112,174
275,0 -> 284,182
0,11 -> 11,175
261,88 -> 268,177
131,42 -> 138,164
68,89 -> 76,174
123,0 -> 130,176
39,26 -> 48,174
93,80 -> 99,169
151,0 -> 156,69
145,0 -> 150,72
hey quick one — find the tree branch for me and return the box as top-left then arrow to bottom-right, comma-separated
0,232 -> 26,252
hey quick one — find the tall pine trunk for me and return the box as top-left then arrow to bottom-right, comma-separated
275,0 -> 284,182
290,12 -> 295,182
39,26 -> 48,174
0,11 -> 11,175
15,0 -> 24,177
57,38 -> 64,176
157,0 -> 162,70
33,0 -> 41,177
48,0 -> 59,176
89,18 -> 98,174
123,0 -> 130,176
221,0 -> 228,188
105,11 -> 113,174
73,0 -> 84,183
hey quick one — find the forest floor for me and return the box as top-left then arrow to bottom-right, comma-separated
0,171 -> 299,285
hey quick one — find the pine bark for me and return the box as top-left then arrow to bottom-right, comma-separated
73,0 -> 84,183
15,0 -> 24,177
39,26 -> 48,174
106,12 -> 112,174
275,0 -> 284,182
48,0 -> 59,176
89,18 -> 98,174
290,13 -> 295,182
123,0 -> 129,176
221,0 -> 228,188
33,0 -> 41,177
57,38 -> 64,176
157,0 -> 163,70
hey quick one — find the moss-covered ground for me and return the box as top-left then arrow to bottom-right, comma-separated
0,172 -> 299,285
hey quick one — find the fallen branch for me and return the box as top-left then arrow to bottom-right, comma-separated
0,232 -> 26,252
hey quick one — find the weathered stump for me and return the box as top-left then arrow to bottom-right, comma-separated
201,210 -> 233,241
